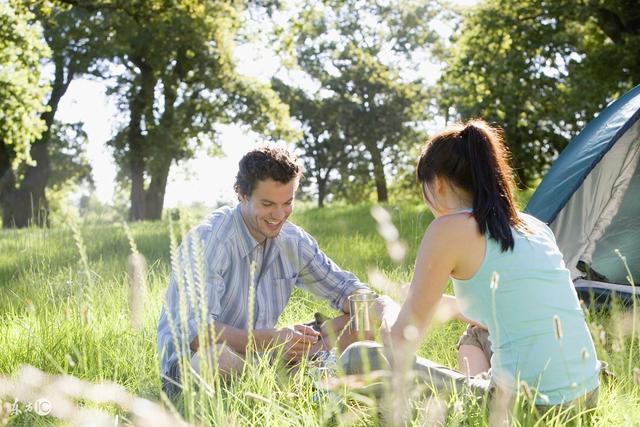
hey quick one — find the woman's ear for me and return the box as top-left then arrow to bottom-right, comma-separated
433,175 -> 445,196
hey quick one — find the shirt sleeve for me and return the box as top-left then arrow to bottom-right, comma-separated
160,225 -> 228,362
295,231 -> 369,311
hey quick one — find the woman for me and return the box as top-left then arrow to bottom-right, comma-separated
375,119 -> 599,407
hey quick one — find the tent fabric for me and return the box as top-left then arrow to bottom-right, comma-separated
581,133 -> 640,265
574,279 -> 640,310
589,151 -> 640,284
526,85 -> 640,224
549,120 -> 640,281
526,85 -> 640,287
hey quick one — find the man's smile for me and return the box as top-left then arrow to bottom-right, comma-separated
265,219 -> 283,229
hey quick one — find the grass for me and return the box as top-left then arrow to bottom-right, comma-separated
0,202 -> 638,425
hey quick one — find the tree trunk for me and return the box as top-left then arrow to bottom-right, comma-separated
129,151 -> 146,221
141,66 -> 178,221
0,140 -> 11,198
128,59 -> 156,221
0,56 -> 70,228
317,174 -> 327,208
144,157 -> 171,220
365,141 -> 388,202
316,167 -> 334,208
1,141 -> 51,228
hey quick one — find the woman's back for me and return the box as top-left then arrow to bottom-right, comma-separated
452,212 -> 600,405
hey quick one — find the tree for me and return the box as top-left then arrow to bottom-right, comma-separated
0,1 -> 50,202
72,0 -> 295,221
277,0 -> 435,203
45,121 -> 94,224
1,1 -> 105,227
439,0 -> 640,186
272,80 -> 352,207
47,121 -> 93,191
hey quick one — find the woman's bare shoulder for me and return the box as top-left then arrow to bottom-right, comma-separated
428,212 -> 478,236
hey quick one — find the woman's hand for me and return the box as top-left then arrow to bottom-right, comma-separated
374,295 -> 401,346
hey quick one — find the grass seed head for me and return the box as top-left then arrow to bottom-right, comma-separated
553,315 -> 563,341
387,240 -> 407,264
599,329 -> 607,346
612,340 -> 622,353
490,272 -> 500,290
581,347 -> 590,359
367,268 -> 401,299
370,205 -> 392,224
370,205 -> 407,264
64,354 -> 76,368
81,305 -> 90,324
402,325 -> 419,342
127,252 -> 147,331
420,396 -> 447,427
520,380 -> 533,400
463,356 -> 471,381
452,399 -> 464,414
0,402 -> 11,426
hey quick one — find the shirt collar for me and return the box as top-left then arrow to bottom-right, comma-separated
233,204 -> 260,258
232,204 -> 282,258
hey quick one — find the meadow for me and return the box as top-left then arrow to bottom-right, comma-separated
0,202 -> 638,426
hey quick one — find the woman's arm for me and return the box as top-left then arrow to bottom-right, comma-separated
389,219 -> 455,351
436,294 -> 483,327
398,284 -> 479,326
382,291 -> 481,328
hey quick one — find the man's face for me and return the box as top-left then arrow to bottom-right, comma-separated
239,178 -> 298,242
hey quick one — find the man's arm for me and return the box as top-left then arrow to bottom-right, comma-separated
295,232 -> 370,311
190,321 -> 320,361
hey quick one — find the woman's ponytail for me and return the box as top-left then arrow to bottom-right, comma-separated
417,119 -> 524,252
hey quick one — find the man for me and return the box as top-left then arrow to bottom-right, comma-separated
157,146 -> 370,397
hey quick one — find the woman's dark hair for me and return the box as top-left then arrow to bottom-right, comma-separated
234,146 -> 303,197
416,119 -> 525,252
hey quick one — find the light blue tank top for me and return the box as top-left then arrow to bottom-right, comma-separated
451,211 -> 599,405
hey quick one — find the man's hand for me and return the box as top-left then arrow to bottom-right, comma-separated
273,324 -> 321,361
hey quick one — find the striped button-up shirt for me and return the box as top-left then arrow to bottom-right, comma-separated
157,204 -> 368,377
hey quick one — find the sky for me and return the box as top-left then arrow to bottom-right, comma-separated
55,0 -> 478,209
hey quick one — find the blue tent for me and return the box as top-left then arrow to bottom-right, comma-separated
526,85 -> 640,307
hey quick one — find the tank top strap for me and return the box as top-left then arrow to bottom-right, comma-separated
437,207 -> 473,219
454,208 -> 473,214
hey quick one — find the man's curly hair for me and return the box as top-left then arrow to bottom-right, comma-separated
234,146 -> 303,197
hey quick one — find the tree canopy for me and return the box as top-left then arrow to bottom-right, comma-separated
77,0 -> 296,220
3,0 -> 639,220
0,1 -> 50,194
275,0 -> 436,204
439,0 -> 640,186
1,1 -> 108,227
